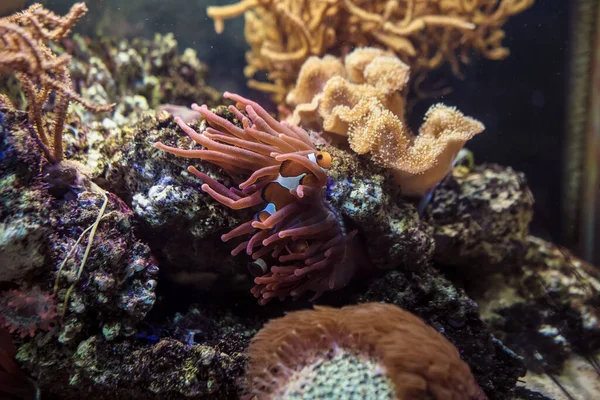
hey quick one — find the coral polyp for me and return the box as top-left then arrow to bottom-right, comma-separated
156,92 -> 358,304
0,286 -> 57,338
246,303 -> 488,399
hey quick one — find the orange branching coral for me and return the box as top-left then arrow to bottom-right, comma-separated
288,47 -> 485,196
246,303 -> 488,399
155,92 -> 358,304
0,3 -> 115,164
207,0 -> 534,103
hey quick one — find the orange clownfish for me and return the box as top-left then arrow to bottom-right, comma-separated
256,151 -> 332,222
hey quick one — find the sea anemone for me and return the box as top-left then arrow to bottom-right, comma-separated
0,286 -> 57,338
246,303 -> 487,399
155,92 -> 358,304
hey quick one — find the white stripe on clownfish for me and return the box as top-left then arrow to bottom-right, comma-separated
255,151 -> 332,223
248,257 -> 269,277
275,173 -> 306,190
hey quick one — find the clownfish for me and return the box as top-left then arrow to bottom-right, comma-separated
248,258 -> 269,277
256,151 -> 332,222
247,240 -> 310,277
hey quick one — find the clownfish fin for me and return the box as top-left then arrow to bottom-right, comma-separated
299,172 -> 319,187
256,203 -> 277,222
287,239 -> 309,254
279,159 -> 309,177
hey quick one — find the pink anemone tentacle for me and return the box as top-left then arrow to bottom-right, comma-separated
155,92 -> 358,304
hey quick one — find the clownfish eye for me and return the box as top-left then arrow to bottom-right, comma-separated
315,151 -> 332,169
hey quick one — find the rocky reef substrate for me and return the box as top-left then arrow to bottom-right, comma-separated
0,39 -> 597,400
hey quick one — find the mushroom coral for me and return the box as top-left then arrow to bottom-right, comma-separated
288,47 -> 485,196
155,92 -> 358,304
207,0 -> 534,103
246,302 -> 487,399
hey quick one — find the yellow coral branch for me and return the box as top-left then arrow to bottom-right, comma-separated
206,0 -> 534,103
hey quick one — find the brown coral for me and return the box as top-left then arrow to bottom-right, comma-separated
207,0 -> 534,103
288,47 -> 485,196
246,302 -> 487,399
0,3 -> 114,164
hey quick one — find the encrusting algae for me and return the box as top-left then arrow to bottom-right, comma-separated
207,0 -> 534,102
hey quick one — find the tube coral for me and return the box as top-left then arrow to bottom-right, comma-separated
155,92 -> 357,304
207,0 -> 534,103
246,302 -> 487,399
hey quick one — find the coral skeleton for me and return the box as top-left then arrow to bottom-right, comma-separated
156,92 -> 357,304
246,303 -> 488,399
207,0 -> 534,102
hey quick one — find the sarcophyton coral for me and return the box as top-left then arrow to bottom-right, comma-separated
207,0 -> 534,102
155,92 -> 358,304
246,303 -> 487,399
288,47 -> 484,196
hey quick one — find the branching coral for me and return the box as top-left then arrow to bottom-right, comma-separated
0,3 -> 115,164
246,302 -> 487,399
0,4 -> 122,321
288,47 -> 485,196
155,92 -> 358,304
207,0 -> 534,102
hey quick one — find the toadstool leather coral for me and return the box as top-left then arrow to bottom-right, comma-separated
287,47 -> 485,196
246,302 -> 488,399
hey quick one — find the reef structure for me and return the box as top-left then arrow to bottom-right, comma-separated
155,92 -> 358,304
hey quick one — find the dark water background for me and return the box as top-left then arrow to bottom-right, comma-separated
37,0 -> 570,249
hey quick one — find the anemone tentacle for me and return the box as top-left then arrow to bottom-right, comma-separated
155,92 -> 357,304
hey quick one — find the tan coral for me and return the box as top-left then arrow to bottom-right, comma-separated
207,0 -> 534,103
390,103 -> 485,195
246,303 -> 487,399
288,47 -> 409,134
337,98 -> 484,196
288,47 -> 484,196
